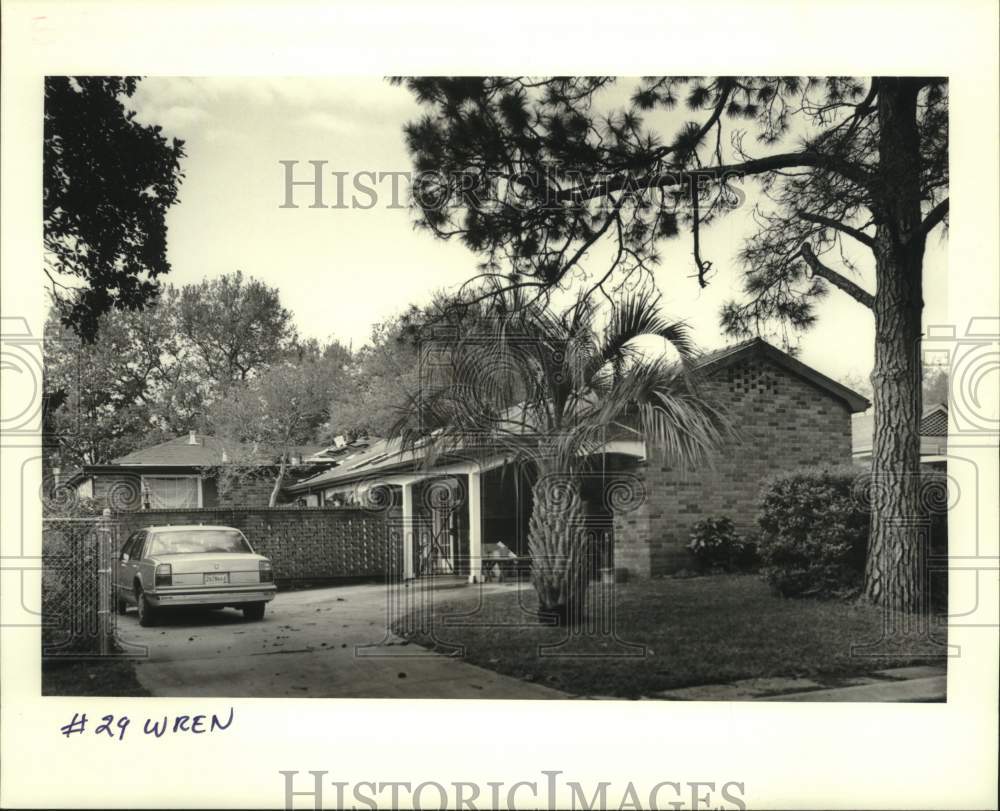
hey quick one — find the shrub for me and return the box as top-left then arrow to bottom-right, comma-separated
687,517 -> 757,573
756,466 -> 868,598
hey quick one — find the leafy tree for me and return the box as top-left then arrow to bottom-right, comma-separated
325,294 -> 489,439
178,271 -> 298,385
922,366 -> 948,407
208,355 -> 343,506
44,77 -> 186,342
44,305 -> 179,467
44,274 -> 303,467
390,287 -> 727,624
396,76 -> 949,614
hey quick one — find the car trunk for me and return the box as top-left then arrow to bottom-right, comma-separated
155,553 -> 264,587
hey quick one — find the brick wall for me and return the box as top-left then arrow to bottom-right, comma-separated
111,507 -> 398,585
613,352 -> 854,577
216,474 -> 283,508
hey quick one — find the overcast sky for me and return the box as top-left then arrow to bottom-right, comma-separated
128,76 -> 948,387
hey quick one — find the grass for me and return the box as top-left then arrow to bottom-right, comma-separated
42,650 -> 150,696
394,575 -> 948,698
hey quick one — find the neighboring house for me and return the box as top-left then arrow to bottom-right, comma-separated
285,338 -> 870,581
851,403 -> 948,469
70,431 -> 343,510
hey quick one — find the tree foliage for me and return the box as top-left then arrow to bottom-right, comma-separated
178,270 -> 298,384
208,355 -> 344,506
44,77 -> 186,342
44,273 -> 303,468
394,76 -> 947,325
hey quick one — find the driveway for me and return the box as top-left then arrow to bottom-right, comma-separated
117,579 -> 566,699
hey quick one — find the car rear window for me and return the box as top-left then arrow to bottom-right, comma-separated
146,530 -> 252,556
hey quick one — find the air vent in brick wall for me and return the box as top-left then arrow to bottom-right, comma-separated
726,361 -> 778,397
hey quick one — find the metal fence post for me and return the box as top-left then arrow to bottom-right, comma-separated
96,510 -> 114,656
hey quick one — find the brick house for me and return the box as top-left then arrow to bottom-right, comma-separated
613,339 -> 869,576
70,431 -> 346,510
286,338 -> 869,581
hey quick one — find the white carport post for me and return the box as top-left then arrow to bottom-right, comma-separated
401,480 -> 416,580
467,467 -> 483,583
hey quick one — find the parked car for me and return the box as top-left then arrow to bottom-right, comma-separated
115,525 -> 276,626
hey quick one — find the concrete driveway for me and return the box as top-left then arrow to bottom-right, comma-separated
117,579 -> 566,699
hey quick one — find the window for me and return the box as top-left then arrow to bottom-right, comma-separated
121,531 -> 146,560
141,476 -> 202,509
146,529 -> 252,556
120,532 -> 139,560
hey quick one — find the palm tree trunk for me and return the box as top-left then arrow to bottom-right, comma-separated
528,463 -> 590,626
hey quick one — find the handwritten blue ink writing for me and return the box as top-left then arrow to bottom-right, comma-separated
61,708 -> 234,741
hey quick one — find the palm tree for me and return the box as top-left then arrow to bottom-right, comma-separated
390,287 -> 731,624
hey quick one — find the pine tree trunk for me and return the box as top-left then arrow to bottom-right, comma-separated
527,464 -> 590,626
862,78 -> 928,615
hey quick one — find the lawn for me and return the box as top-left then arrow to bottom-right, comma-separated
42,653 -> 150,696
394,575 -> 948,698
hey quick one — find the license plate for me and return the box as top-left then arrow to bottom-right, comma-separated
204,573 -> 229,585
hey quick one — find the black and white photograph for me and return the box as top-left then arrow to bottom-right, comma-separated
2,2 -> 997,810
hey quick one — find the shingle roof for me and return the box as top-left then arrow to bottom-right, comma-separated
111,434 -> 231,466
852,404 -> 948,456
920,403 -> 948,436
285,437 -> 418,492
109,434 -> 326,467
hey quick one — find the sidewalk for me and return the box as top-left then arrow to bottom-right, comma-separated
647,665 -> 946,702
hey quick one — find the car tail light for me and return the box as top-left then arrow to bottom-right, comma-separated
155,563 -> 172,587
259,560 -> 273,583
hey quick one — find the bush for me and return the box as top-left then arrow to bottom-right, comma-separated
757,466 -> 868,598
687,517 -> 758,573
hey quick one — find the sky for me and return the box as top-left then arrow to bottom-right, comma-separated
127,76 -> 948,387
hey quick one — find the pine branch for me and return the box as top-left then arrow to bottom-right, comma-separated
799,243 -> 875,309
917,198 -> 949,239
796,210 -> 875,248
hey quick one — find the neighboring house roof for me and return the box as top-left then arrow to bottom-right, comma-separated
920,403 -> 948,436
111,433 -> 233,467
87,432 -> 330,471
285,437 -> 421,493
287,338 -> 870,493
851,403 -> 949,459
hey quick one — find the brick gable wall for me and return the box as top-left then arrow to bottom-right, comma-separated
614,353 -> 853,577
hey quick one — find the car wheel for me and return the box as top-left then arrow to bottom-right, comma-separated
242,602 -> 266,622
136,587 -> 158,627
115,595 -> 129,615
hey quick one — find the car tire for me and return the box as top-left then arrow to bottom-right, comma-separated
115,595 -> 129,615
242,602 -> 266,622
136,587 -> 158,627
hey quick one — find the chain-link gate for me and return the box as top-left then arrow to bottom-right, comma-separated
42,516 -> 118,657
